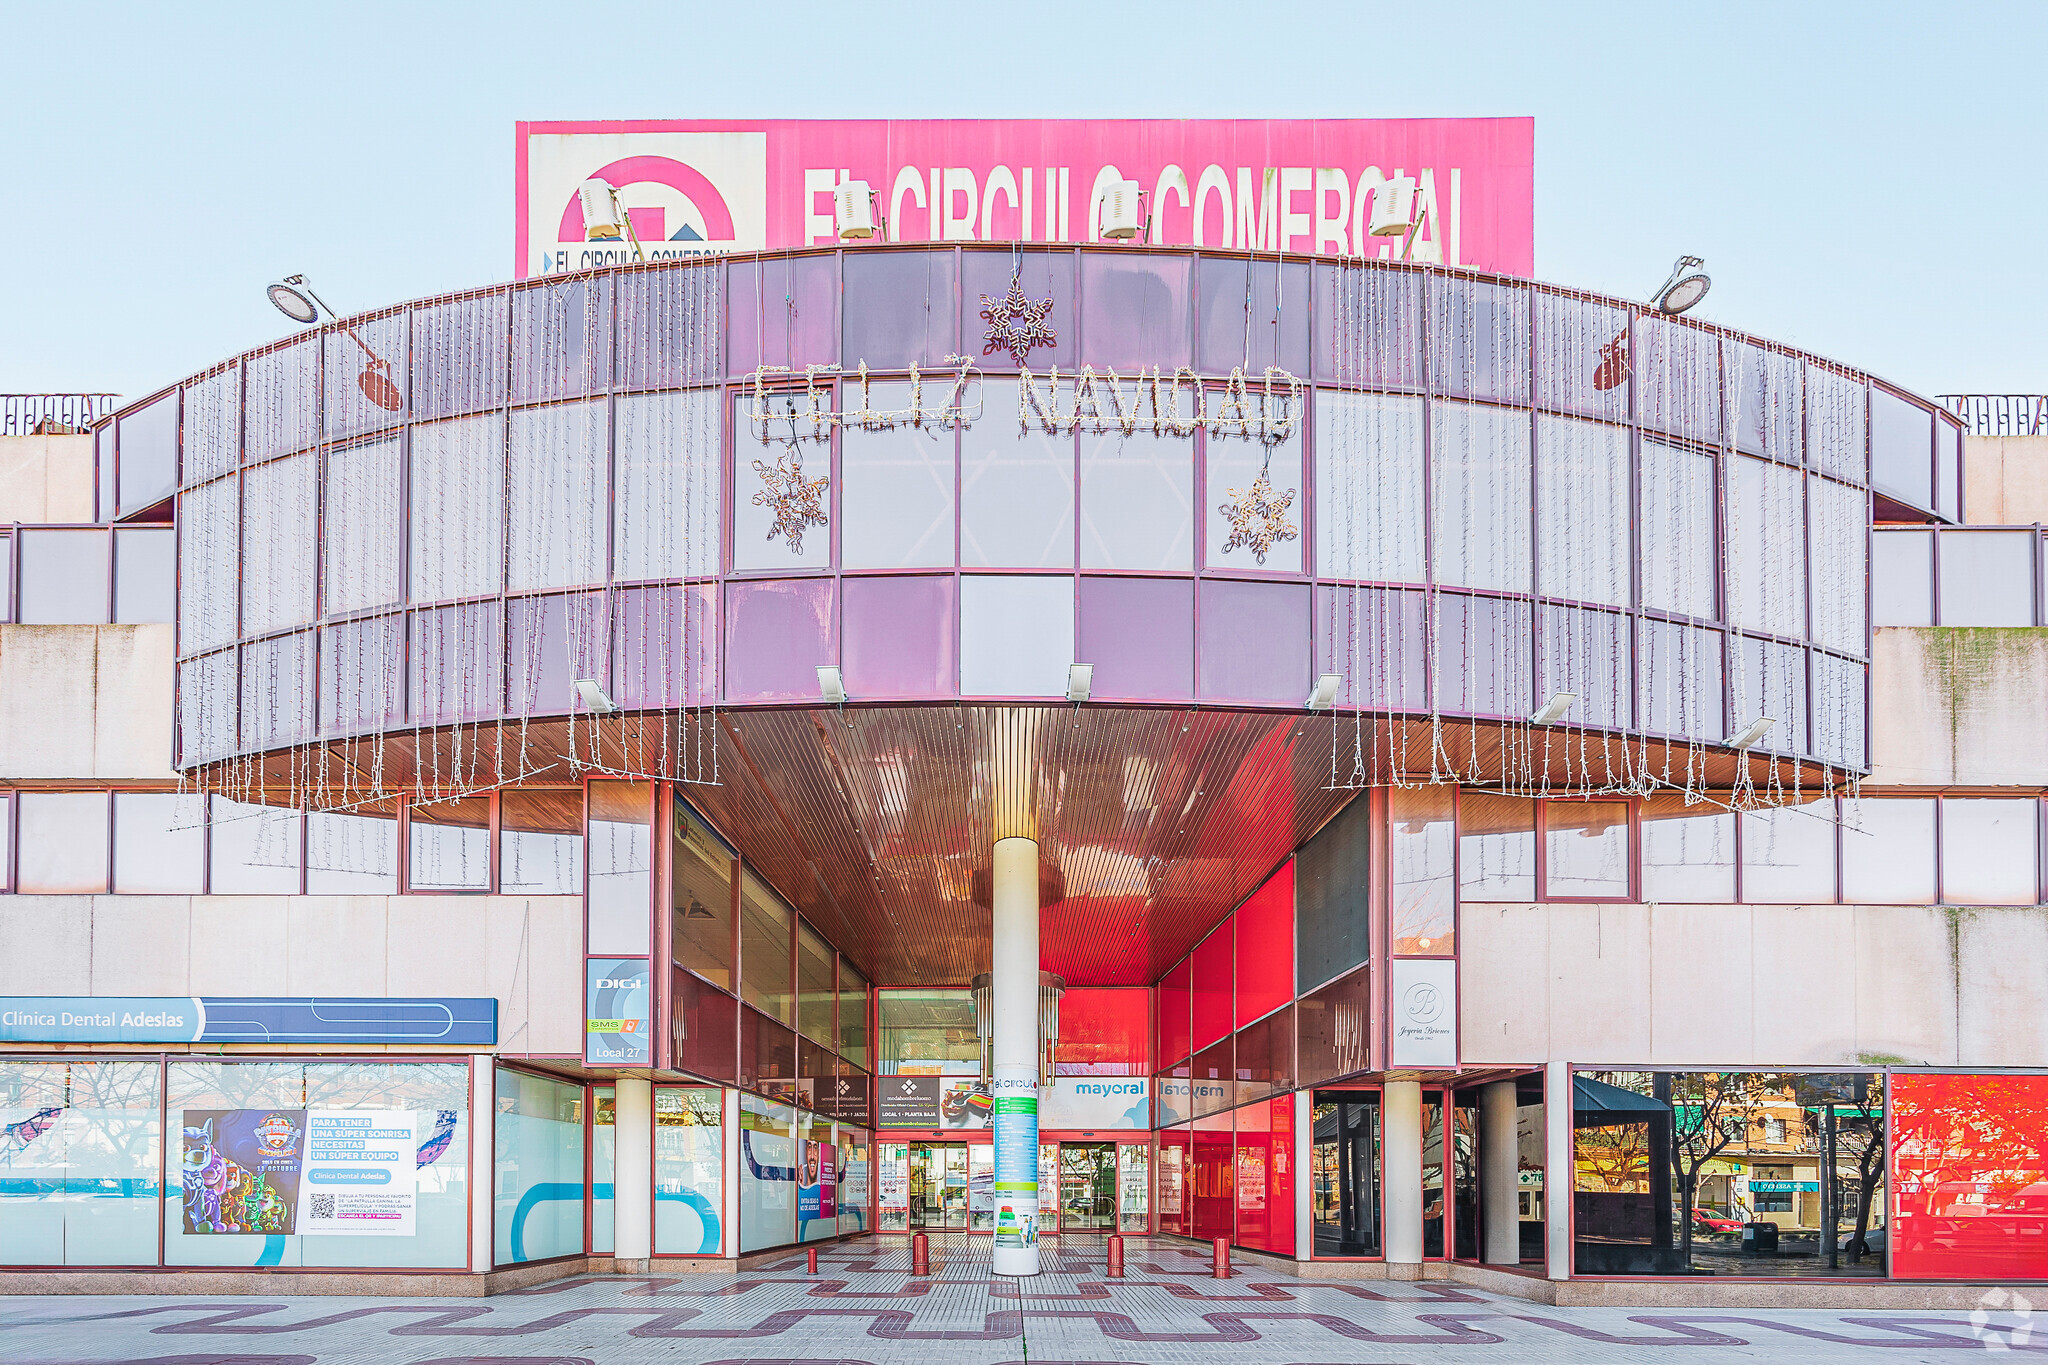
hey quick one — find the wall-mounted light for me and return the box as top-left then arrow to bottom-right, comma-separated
574,679 -> 617,714
1098,179 -> 1143,239
1529,691 -> 1577,726
1305,673 -> 1343,711
577,177 -> 643,262
817,666 -> 846,705
1653,255 -> 1711,315
1067,664 -> 1093,704
835,180 -> 879,239
265,274 -> 402,412
1725,717 -> 1776,750
266,277 -> 323,324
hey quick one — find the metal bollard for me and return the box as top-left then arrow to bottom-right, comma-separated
807,1246 -> 819,1275
911,1230 -> 930,1276
1211,1236 -> 1230,1279
1106,1234 -> 1124,1278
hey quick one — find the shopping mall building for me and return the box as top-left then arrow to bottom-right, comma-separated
2,229 -> 2045,1303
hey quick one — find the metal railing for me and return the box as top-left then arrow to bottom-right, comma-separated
1938,394 -> 2048,437
1,393 -> 119,436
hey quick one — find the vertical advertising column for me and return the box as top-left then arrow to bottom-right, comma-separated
991,835 -> 1041,1277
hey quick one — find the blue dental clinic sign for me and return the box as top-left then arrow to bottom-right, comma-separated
0,997 -> 496,1046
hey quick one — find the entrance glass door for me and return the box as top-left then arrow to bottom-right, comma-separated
1060,1143 -> 1117,1230
907,1143 -> 970,1231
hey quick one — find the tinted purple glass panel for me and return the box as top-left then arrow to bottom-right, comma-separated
616,263 -> 724,391
410,601 -> 504,725
739,1005 -> 799,1094
1078,575 -> 1193,701
1637,618 -> 1724,742
116,391 -> 179,516
244,339 -> 319,463
1871,386 -> 1933,509
17,528 -> 109,624
1314,263 -> 1422,389
1633,313 -> 1721,445
1295,963 -> 1371,1087
613,583 -> 719,708
727,255 -> 838,375
96,424 -> 116,521
724,578 -> 835,702
113,527 -> 176,623
1537,604 -> 1630,730
1197,257 -> 1309,378
1079,251 -> 1191,372
1437,592 -> 1534,717
240,631 -> 314,750
323,310 -> 408,442
1534,292 -> 1629,422
318,613 -> 405,736
1197,578 -> 1309,705
842,250 -> 959,370
1809,366 -> 1871,483
506,592 -> 610,715
1731,635 -> 1807,758
1312,584 -> 1426,711
962,249 -> 1075,371
411,291 -> 509,421
1872,529 -> 1934,626
841,574 -> 955,698
1724,339 -> 1802,462
1428,275 -> 1529,403
513,274 -> 611,404
1234,1003 -> 1293,1103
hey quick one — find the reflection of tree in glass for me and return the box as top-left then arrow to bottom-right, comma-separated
1665,1071 -> 1789,1266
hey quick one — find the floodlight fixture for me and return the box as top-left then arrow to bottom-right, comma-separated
1725,717 -> 1776,751
1305,673 -> 1343,711
1067,664 -> 1094,704
1098,180 -> 1144,239
574,679 -> 617,714
267,276 -> 324,325
1529,691 -> 1577,726
1653,255 -> 1712,315
264,274 -> 403,412
817,666 -> 847,705
835,180 -> 879,239
577,177 -> 644,262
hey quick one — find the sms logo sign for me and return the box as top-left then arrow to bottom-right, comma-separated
526,131 -> 767,275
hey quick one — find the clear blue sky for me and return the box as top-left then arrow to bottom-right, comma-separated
3,1 -> 2042,403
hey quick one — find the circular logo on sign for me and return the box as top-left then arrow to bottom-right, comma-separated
1403,982 -> 1445,1025
255,1112 -> 299,1155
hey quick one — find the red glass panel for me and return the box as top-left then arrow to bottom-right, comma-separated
672,965 -> 737,1084
1192,924 -> 1233,1052
1158,957 -> 1192,1067
1056,987 -> 1151,1075
1234,862 -> 1295,1028
1270,1093 -> 1296,1256
739,1004 -> 799,1099
1235,1098 -> 1273,1251
1192,1110 -> 1236,1243
1158,1125 -> 1191,1237
1893,1073 -> 2048,1280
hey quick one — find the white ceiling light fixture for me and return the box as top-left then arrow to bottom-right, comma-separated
1529,691 -> 1577,726
1305,673 -> 1343,711
1067,664 -> 1093,704
1653,255 -> 1712,315
573,679 -> 617,714
817,666 -> 846,705
1725,717 -> 1776,750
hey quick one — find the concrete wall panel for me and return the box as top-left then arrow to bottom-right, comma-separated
1544,902 -> 1651,1062
1646,903 -> 1755,1064
1457,902 -> 1549,1063
86,895 -> 191,994
1956,907 -> 2048,1064
0,896 -> 92,993
90,625 -> 176,778
186,897 -> 291,996
1747,903 -> 1857,1062
1963,435 -> 2048,526
1872,627 -> 2048,790
284,897 -> 389,996
0,629 -> 101,778
1850,904 -> 1957,1065
0,436 -> 94,523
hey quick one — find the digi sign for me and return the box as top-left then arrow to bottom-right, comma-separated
516,118 -> 1533,279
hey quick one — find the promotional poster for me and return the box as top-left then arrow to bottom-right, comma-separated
181,1108 -> 422,1237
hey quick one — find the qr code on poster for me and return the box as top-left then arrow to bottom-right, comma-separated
308,1193 -> 335,1219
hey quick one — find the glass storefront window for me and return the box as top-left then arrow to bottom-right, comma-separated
1390,786 -> 1454,953
0,1059 -> 162,1266
591,1085 -> 615,1255
1312,1092 -> 1380,1257
739,870 -> 795,1025
655,1086 -> 724,1255
876,1141 -> 910,1232
588,781 -> 653,957
112,791 -> 205,894
209,797 -> 302,895
306,804 -> 398,895
1118,1142 -> 1150,1233
739,1093 -> 796,1252
493,1069 -> 583,1266
1739,800 -> 1838,903
877,989 -> 980,1076
838,1128 -> 870,1236
164,1060 -> 469,1269
673,803 -> 736,991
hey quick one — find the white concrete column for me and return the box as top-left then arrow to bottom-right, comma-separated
1546,1061 -> 1571,1280
722,1087 -> 742,1258
1382,1079 -> 1424,1266
1293,1088 -> 1314,1262
991,834 -> 1041,1277
469,1054 -> 496,1273
614,1077 -> 654,1261
1479,1079 -> 1520,1265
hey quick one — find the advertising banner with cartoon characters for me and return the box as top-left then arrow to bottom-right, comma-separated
181,1108 -> 419,1236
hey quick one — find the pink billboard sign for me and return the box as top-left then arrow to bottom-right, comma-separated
516,118 -> 1532,280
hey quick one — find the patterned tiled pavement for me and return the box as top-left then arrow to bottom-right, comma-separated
0,1236 -> 2031,1363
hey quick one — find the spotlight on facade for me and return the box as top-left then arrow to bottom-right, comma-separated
578,179 -> 624,240
834,180 -> 878,239
817,666 -> 847,705
1529,691 -> 1577,726
266,276 -> 323,325
1367,176 -> 1419,238
1098,180 -> 1144,239
573,679 -> 617,714
1725,717 -> 1776,750
1653,256 -> 1712,315
1067,664 -> 1093,704
1305,673 -> 1343,711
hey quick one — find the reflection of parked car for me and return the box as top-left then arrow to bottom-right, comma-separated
1839,1225 -> 1886,1255
1693,1208 -> 1743,1235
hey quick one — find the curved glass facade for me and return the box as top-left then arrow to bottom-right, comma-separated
132,246 -> 1959,776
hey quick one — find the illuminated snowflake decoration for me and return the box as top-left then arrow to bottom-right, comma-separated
1218,471 -> 1299,565
751,449 -> 829,554
979,276 -> 1057,365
